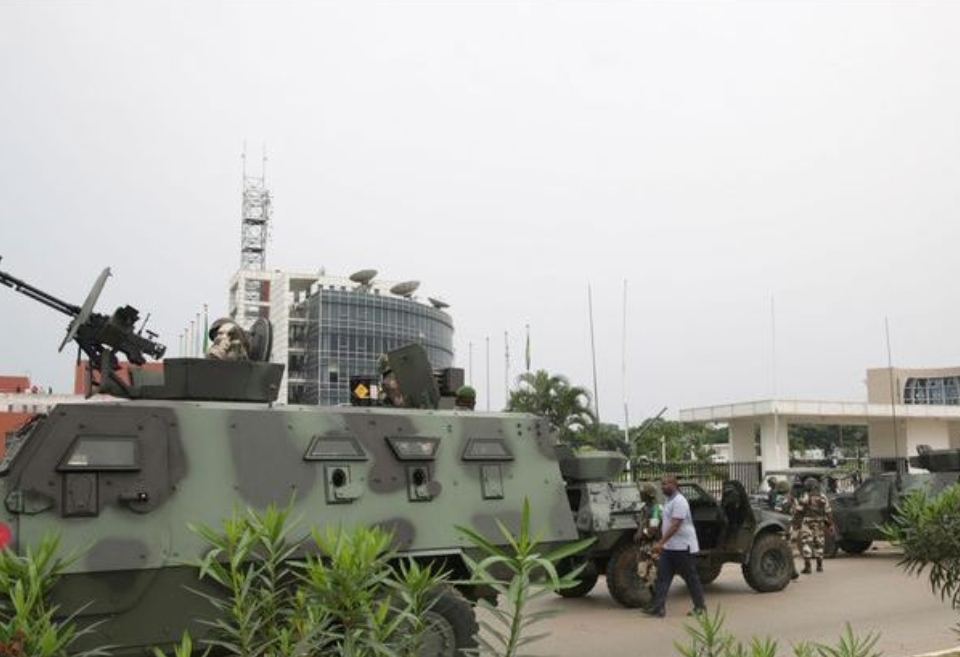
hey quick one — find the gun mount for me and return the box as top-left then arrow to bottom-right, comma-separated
0,257 -> 166,395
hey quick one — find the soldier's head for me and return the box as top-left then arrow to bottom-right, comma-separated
775,480 -> 790,494
207,317 -> 250,359
804,477 -> 820,493
640,482 -> 657,501
455,385 -> 476,410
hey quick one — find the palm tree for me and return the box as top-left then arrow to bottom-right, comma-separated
506,370 -> 596,444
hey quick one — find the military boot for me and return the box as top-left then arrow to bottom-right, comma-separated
801,559 -> 812,574
816,558 -> 823,572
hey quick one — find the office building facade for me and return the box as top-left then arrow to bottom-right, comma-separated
229,269 -> 454,405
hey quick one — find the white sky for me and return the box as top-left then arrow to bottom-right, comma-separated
2,2 -> 959,421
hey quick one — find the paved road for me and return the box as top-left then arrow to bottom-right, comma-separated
483,544 -> 959,657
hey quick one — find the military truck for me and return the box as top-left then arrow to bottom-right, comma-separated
555,448 -> 795,608
829,447 -> 960,555
0,261 -> 582,657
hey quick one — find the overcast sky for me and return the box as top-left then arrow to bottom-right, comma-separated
2,2 -> 959,421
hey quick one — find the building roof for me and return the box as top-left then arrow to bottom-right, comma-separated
0,376 -> 31,394
679,399 -> 960,424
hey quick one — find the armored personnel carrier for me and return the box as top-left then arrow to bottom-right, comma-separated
0,261 -> 580,656
828,446 -> 960,555
556,448 -> 795,607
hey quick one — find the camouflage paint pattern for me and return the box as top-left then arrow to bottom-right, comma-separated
0,398 -> 577,654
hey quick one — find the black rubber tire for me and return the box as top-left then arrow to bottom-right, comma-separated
556,558 -> 599,598
824,532 -> 839,559
605,542 -> 655,609
742,532 -> 793,593
696,560 -> 724,585
837,538 -> 873,555
419,586 -> 479,657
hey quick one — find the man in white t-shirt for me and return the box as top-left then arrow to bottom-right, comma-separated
641,474 -> 707,618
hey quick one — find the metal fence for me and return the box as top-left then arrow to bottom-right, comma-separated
630,461 -> 763,499
629,458 -> 908,499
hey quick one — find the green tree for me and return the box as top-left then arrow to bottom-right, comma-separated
506,370 -> 596,445
630,420 -> 717,463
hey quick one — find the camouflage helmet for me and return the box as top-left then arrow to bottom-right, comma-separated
803,477 -> 820,492
640,482 -> 657,499
455,385 -> 476,400
208,317 -> 236,341
775,480 -> 790,494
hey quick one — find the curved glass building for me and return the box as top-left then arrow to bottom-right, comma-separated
296,280 -> 454,405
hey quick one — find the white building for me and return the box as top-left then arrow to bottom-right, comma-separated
680,366 -> 960,473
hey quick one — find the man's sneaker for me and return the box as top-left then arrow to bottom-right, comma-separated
640,607 -> 665,618
687,607 -> 707,617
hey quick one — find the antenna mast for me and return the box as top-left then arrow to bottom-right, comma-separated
240,144 -> 271,271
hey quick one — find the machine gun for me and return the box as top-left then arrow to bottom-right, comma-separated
0,256 -> 166,392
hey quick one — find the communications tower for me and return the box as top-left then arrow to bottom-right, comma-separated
240,148 -> 271,271
235,148 -> 272,329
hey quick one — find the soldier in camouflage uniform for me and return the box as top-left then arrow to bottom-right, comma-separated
206,318 -> 250,360
773,480 -> 800,580
792,477 -> 833,574
634,483 -> 663,581
772,479 -> 794,515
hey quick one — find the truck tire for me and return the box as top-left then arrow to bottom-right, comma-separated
837,538 -> 872,554
420,585 -> 479,657
741,533 -> 792,593
605,542 -> 655,609
556,558 -> 599,598
696,560 -> 723,585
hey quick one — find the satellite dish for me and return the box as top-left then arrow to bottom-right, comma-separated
60,267 -> 111,353
428,297 -> 449,309
248,317 -> 273,362
349,269 -> 378,285
390,281 -> 420,298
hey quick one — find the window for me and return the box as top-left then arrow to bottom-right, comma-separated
462,438 -> 514,461
305,435 -> 367,461
386,436 -> 441,461
58,436 -> 140,471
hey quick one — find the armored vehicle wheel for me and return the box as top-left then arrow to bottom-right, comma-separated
741,533 -> 792,593
837,538 -> 872,554
696,560 -> 723,585
605,542 -> 655,609
824,532 -> 838,559
419,586 -> 479,657
556,557 -> 599,598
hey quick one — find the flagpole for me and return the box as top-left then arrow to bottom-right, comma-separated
588,284 -> 601,425
485,336 -> 490,411
468,341 -> 473,386
525,323 -> 531,372
622,279 -> 630,448
202,304 -> 209,355
504,330 -> 510,403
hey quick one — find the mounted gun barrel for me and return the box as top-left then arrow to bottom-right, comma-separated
0,256 -> 166,373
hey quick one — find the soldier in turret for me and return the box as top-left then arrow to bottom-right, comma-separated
455,385 -> 476,410
792,477 -> 833,574
206,318 -> 250,360
378,354 -> 404,406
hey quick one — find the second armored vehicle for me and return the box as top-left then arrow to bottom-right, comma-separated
829,447 -> 960,555
556,448 -> 795,608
